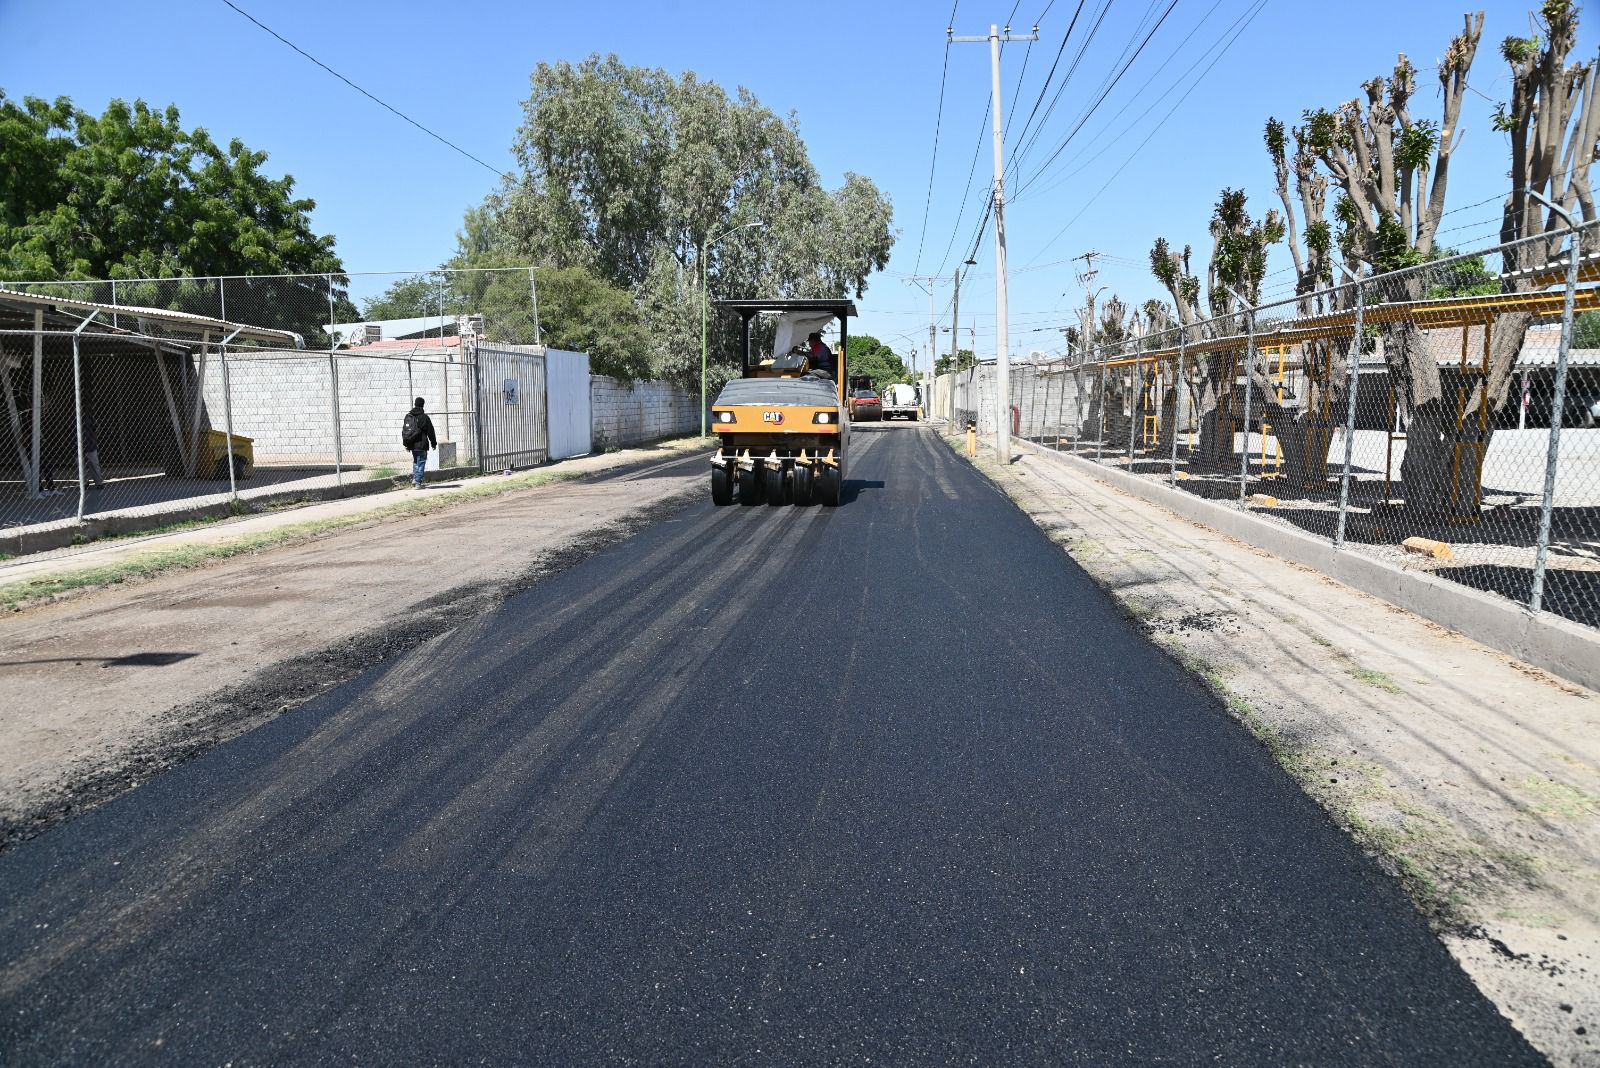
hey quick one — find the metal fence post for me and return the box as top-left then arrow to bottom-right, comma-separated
1097,362 -> 1107,462
326,274 -> 344,486
1527,194 -> 1583,615
1170,332 -> 1184,485
1228,288 -> 1257,505
72,333 -> 86,522
1126,359 -> 1138,465
221,350 -> 238,502
1335,270 -> 1365,548
329,353 -> 344,485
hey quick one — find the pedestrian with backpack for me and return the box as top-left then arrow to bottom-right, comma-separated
401,397 -> 437,489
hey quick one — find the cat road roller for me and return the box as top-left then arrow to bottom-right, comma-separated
708,298 -> 856,506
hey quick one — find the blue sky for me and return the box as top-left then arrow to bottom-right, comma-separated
3,0 -> 1592,370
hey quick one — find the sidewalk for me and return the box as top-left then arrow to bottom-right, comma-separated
0,439 -> 705,600
0,437 -> 707,848
950,431 -> 1599,1068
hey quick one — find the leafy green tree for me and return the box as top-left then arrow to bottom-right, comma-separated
0,92 -> 351,337
1575,312 -> 1600,350
844,334 -> 909,388
532,266 -> 653,379
362,275 -> 439,321
471,54 -> 896,385
936,348 -> 977,375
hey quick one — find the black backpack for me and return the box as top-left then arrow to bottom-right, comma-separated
402,410 -> 422,448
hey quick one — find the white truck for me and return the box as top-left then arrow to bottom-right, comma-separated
879,382 -> 920,421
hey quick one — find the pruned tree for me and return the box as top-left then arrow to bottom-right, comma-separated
1265,117 -> 1334,309
1150,189 -> 1282,463
1486,2 -> 1599,437
1300,13 -> 1486,511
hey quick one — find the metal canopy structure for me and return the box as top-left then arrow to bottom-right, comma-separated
0,287 -> 305,348
714,298 -> 858,372
0,288 -> 301,516
714,299 -> 859,317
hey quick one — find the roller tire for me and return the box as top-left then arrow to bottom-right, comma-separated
791,464 -> 815,506
737,466 -> 761,505
764,464 -> 787,506
818,467 -> 842,507
711,465 -> 733,505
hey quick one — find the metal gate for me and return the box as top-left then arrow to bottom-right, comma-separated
545,348 -> 592,459
473,345 -> 548,470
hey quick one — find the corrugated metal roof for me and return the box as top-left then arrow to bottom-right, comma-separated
0,287 -> 304,347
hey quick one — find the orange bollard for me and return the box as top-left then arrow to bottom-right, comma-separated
966,421 -> 978,458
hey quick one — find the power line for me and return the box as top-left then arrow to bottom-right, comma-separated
219,0 -> 510,180
1015,0 -> 1254,203
933,94 -> 994,277
913,1 -> 965,274
1002,0 -> 1087,183
1020,0 -> 1267,266
1012,0 -> 1182,198
1007,0 -> 1120,181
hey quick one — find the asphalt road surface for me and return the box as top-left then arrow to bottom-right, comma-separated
0,424 -> 1540,1065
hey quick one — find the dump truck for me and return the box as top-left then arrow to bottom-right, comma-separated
708,298 -> 857,506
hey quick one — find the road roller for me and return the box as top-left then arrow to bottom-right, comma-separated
708,298 -> 856,506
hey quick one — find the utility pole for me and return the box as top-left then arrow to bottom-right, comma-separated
904,275 -> 938,406
1072,250 -> 1101,361
953,20 -> 1037,462
949,269 -> 961,378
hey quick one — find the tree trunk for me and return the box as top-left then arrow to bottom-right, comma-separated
1190,353 -> 1229,463
1273,338 -> 1344,489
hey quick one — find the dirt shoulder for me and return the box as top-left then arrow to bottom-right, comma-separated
952,432 -> 1599,1068
0,440 -> 707,850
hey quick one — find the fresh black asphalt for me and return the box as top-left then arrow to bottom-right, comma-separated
0,425 -> 1542,1065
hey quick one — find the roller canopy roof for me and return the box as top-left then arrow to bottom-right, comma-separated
714,298 -> 858,317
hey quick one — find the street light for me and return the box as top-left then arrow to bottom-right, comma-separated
701,221 -> 766,436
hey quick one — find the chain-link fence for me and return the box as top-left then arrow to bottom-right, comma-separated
0,270 -> 558,560
944,227 -> 1600,631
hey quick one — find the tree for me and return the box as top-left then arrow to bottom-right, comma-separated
362,275 -> 439,322
0,92 -> 352,339
1150,189 -> 1283,462
476,55 -> 896,386
533,266 -> 653,380
1264,117 -> 1333,308
1300,14 -> 1486,511
844,334 -> 910,388
936,348 -> 977,376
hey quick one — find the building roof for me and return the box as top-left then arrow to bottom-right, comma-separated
0,287 -> 304,347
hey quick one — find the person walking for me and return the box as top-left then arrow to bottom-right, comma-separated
82,411 -> 105,490
402,397 -> 437,489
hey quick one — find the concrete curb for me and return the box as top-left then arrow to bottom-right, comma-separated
1019,441 -> 1600,694
0,467 -> 467,558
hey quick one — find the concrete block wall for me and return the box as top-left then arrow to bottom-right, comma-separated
203,353 -> 470,467
590,376 -> 700,449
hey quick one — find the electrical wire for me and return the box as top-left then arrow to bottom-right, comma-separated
1007,0 -> 1121,181
933,96 -> 995,277
912,1 -> 964,275
1019,0 -> 1267,266
1014,0 -> 1254,203
219,0 -> 510,180
1011,0 -> 1182,198
1002,0 -> 1087,184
